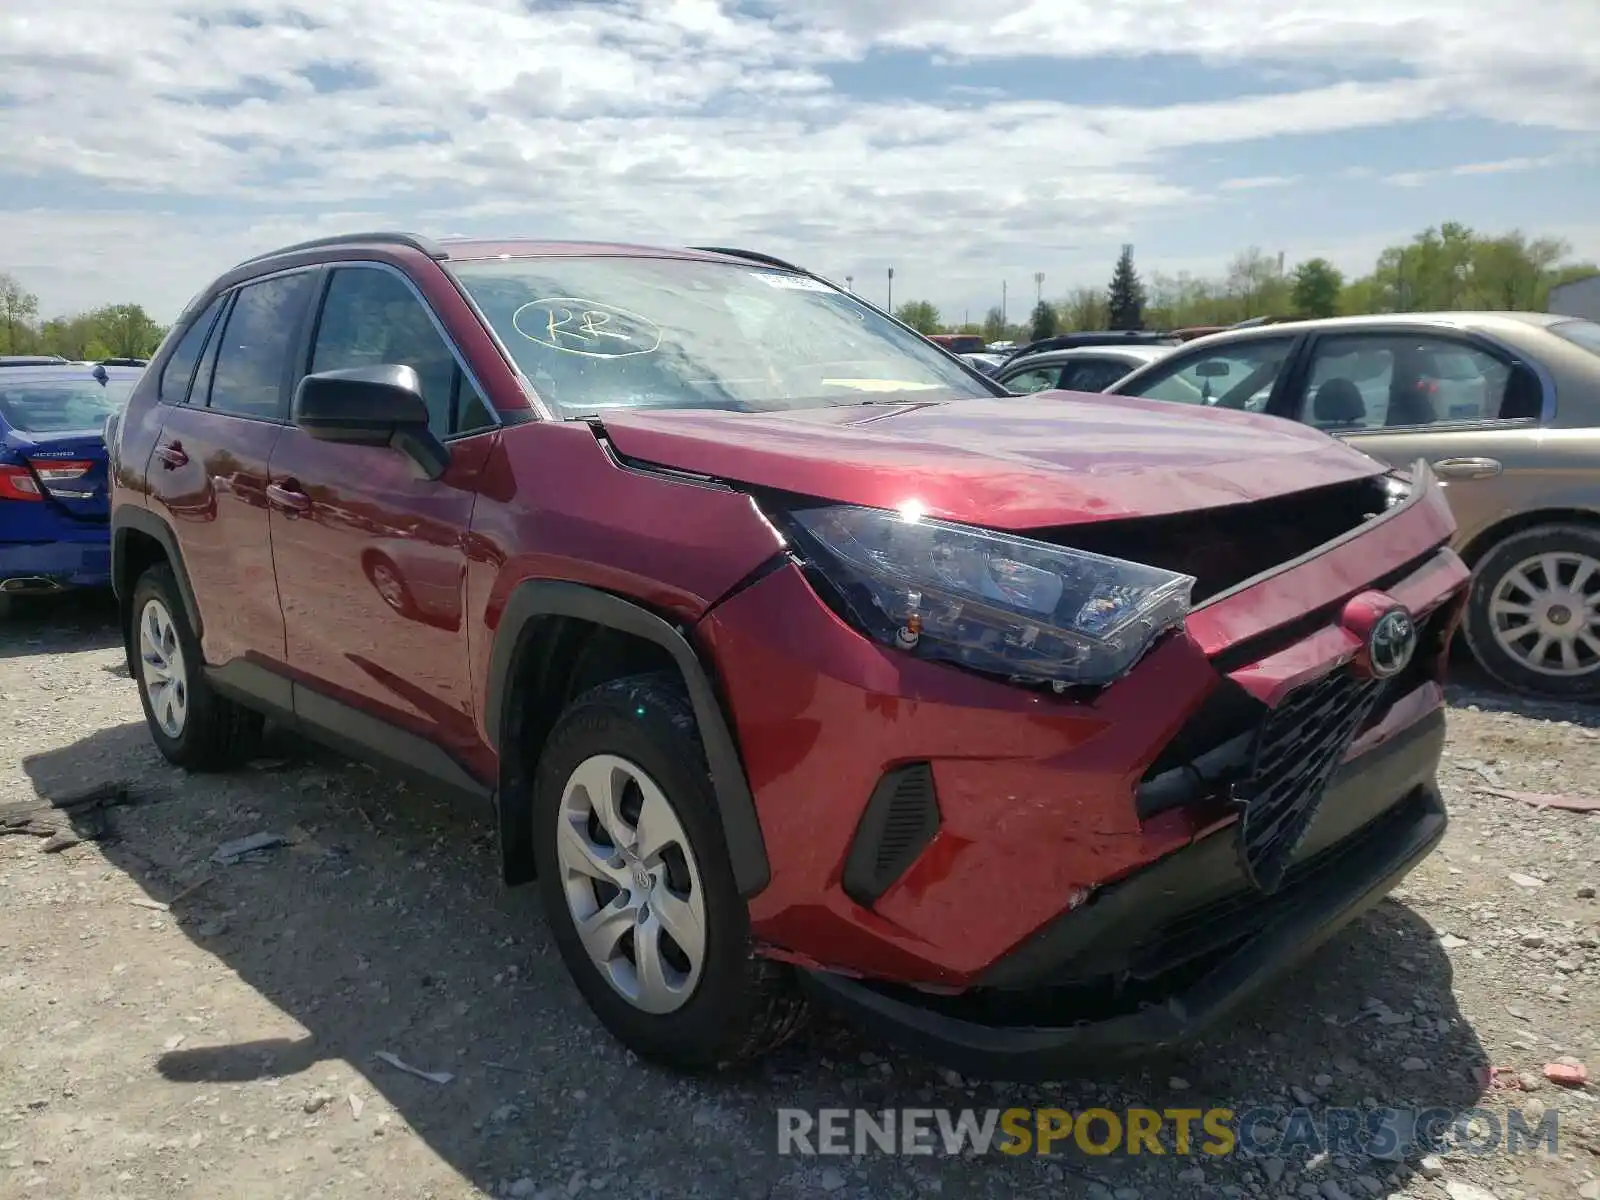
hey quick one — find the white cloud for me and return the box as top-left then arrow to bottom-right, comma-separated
1218,175 -> 1302,191
1,0 -> 1596,320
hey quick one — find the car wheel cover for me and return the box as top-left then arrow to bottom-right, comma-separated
556,753 -> 707,1015
1488,550 -> 1600,677
138,597 -> 190,738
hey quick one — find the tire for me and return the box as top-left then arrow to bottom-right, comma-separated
532,671 -> 806,1072
130,564 -> 263,769
1463,523 -> 1600,700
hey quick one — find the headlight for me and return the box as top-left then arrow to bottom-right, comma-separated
1381,471 -> 1412,507
782,504 -> 1195,688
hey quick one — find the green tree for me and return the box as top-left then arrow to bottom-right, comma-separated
981,306 -> 1007,343
1106,245 -> 1146,331
0,273 -> 40,354
1290,258 -> 1345,318
894,300 -> 942,335
88,303 -> 166,357
1028,299 -> 1059,342
1062,286 -> 1107,331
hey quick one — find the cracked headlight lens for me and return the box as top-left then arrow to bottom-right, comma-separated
784,504 -> 1195,687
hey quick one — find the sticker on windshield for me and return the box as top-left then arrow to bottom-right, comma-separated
750,271 -> 835,293
511,298 -> 663,358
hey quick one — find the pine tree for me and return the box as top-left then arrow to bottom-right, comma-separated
1106,244 -> 1146,331
1028,300 -> 1059,342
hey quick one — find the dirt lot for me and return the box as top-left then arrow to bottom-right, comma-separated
2,594 -> 1597,1200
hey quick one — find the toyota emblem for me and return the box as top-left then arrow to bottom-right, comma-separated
1368,608 -> 1417,679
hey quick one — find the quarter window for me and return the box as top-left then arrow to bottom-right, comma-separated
159,295 -> 226,406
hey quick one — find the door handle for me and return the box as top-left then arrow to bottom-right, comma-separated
266,482 -> 312,515
154,441 -> 188,469
1432,457 -> 1502,480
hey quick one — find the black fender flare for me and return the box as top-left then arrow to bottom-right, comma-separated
486,580 -> 771,897
111,506 -> 205,671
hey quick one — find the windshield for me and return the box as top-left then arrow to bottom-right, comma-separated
0,377 -> 135,433
448,256 -> 992,418
1551,319 -> 1600,358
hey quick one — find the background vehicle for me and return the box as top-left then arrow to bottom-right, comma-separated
927,333 -> 987,354
1109,312 -> 1600,698
997,343 -> 1175,394
959,351 -> 1007,376
1003,330 -> 1179,362
1,360 -> 141,610
109,232 -> 1466,1081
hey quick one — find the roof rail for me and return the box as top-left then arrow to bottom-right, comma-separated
691,246 -> 813,276
0,355 -> 69,367
233,231 -> 449,270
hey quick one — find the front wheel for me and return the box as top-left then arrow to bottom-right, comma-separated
1462,523 -> 1600,700
531,672 -> 806,1072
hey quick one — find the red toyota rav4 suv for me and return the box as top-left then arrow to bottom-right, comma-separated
108,233 -> 1468,1080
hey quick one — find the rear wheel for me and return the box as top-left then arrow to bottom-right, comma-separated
531,672 -> 806,1071
1464,523 -> 1600,700
130,565 -> 263,769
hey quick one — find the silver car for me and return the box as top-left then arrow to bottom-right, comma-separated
996,344 -> 1176,395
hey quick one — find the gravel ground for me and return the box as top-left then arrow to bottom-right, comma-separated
2,592 -> 1597,1200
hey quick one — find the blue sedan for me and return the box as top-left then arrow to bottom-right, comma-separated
1,359 -> 143,605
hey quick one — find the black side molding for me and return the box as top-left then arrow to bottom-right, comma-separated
486,580 -> 771,897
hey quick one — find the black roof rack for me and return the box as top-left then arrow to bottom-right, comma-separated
95,357 -> 149,367
233,231 -> 449,270
0,355 -> 69,367
691,246 -> 814,275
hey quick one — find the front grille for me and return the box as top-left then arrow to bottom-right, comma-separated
1137,600 -> 1455,822
1232,669 -> 1384,893
1126,788 -> 1429,980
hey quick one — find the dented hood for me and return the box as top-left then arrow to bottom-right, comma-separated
597,392 -> 1389,529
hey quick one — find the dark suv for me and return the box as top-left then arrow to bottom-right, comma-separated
109,232 -> 1468,1080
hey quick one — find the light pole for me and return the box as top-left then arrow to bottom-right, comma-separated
1034,272 -> 1044,304
1001,281 -> 1007,331
887,267 -> 894,312
845,275 -> 853,293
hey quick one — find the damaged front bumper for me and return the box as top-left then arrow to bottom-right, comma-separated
798,704 -> 1448,1081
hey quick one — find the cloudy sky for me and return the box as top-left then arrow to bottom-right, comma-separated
3,0 -> 1598,324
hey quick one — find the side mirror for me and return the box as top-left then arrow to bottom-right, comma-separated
292,365 -> 449,480
1194,360 -> 1231,378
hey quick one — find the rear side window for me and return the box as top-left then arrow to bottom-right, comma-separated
160,295 -> 226,406
1292,334 -> 1532,430
206,272 -> 318,420
1003,367 -> 1062,394
1058,358 -> 1137,392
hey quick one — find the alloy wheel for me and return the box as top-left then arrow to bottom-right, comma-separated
138,597 -> 189,738
1488,551 -> 1600,678
555,753 -> 707,1015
